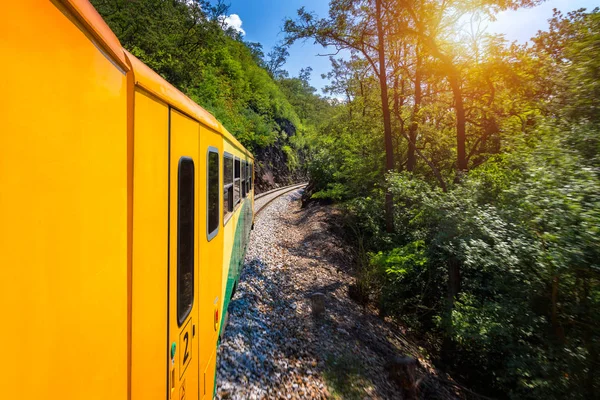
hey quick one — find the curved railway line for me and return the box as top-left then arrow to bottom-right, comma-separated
254,183 -> 308,215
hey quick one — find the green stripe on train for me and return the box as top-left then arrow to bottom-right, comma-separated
218,199 -> 253,338
214,198 -> 252,397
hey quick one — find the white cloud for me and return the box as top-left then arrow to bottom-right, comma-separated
219,14 -> 245,36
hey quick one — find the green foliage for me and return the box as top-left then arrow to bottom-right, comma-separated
369,241 -> 433,322
310,183 -> 348,202
360,125 -> 600,398
563,10 -> 600,123
281,145 -> 298,169
91,0 -> 331,187
371,240 -> 428,279
296,3 -> 600,398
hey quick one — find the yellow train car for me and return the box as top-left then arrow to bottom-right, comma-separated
0,1 -> 254,399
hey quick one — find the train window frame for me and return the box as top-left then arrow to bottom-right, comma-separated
223,152 -> 234,226
234,157 -> 241,207
249,162 -> 253,192
177,157 -> 195,326
246,162 -> 251,194
241,160 -> 247,199
207,147 -> 220,241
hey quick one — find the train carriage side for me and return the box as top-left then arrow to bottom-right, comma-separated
0,2 -> 254,399
219,138 -> 255,337
126,51 -> 254,400
0,1 -> 130,399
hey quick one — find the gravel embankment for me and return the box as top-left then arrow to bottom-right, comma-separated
216,189 -> 455,400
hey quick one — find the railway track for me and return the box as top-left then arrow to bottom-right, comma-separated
254,183 -> 307,215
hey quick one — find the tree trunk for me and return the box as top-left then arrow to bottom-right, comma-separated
412,33 -> 467,173
393,76 -> 402,171
393,75 -> 406,172
407,46 -> 421,172
376,0 -> 394,233
441,257 -> 461,363
360,81 -> 366,117
448,76 -> 467,172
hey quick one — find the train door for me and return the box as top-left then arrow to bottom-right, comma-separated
168,110 -> 200,400
198,126 -> 224,399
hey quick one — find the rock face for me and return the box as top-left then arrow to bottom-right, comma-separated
254,144 -> 307,194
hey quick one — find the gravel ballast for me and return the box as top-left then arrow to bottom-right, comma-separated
216,189 -> 457,400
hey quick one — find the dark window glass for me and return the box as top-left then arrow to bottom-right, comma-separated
177,157 -> 194,326
234,158 -> 240,178
246,162 -> 251,193
224,154 -> 233,184
242,160 -> 247,198
234,158 -> 241,205
227,185 -> 233,211
223,154 -> 234,220
208,150 -> 219,238
250,163 -> 253,191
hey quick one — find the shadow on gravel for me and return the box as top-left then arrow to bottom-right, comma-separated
283,204 -> 455,399
219,192 -> 457,399
308,281 -> 344,297
229,257 -> 402,399
218,262 -> 282,385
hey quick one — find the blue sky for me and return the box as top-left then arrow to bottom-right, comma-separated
221,0 -> 598,93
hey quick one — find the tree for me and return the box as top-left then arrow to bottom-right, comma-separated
304,3 -> 599,398
266,44 -> 290,79
285,0 -> 398,232
393,0 -> 544,173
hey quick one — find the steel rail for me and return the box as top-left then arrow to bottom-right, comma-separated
254,183 -> 307,215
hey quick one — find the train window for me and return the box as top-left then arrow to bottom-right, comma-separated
207,148 -> 219,240
223,153 -> 233,223
246,162 -> 251,193
244,162 -> 248,194
241,160 -> 247,198
250,163 -> 253,191
177,157 -> 194,326
234,158 -> 241,206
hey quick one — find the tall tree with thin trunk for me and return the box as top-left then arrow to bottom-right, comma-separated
406,43 -> 421,172
375,0 -> 396,232
396,0 -> 545,173
284,0 -> 397,232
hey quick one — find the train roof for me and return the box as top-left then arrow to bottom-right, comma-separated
63,0 -> 129,71
125,51 -> 252,159
63,0 -> 253,160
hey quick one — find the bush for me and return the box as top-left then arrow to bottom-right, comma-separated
341,124 -> 600,398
